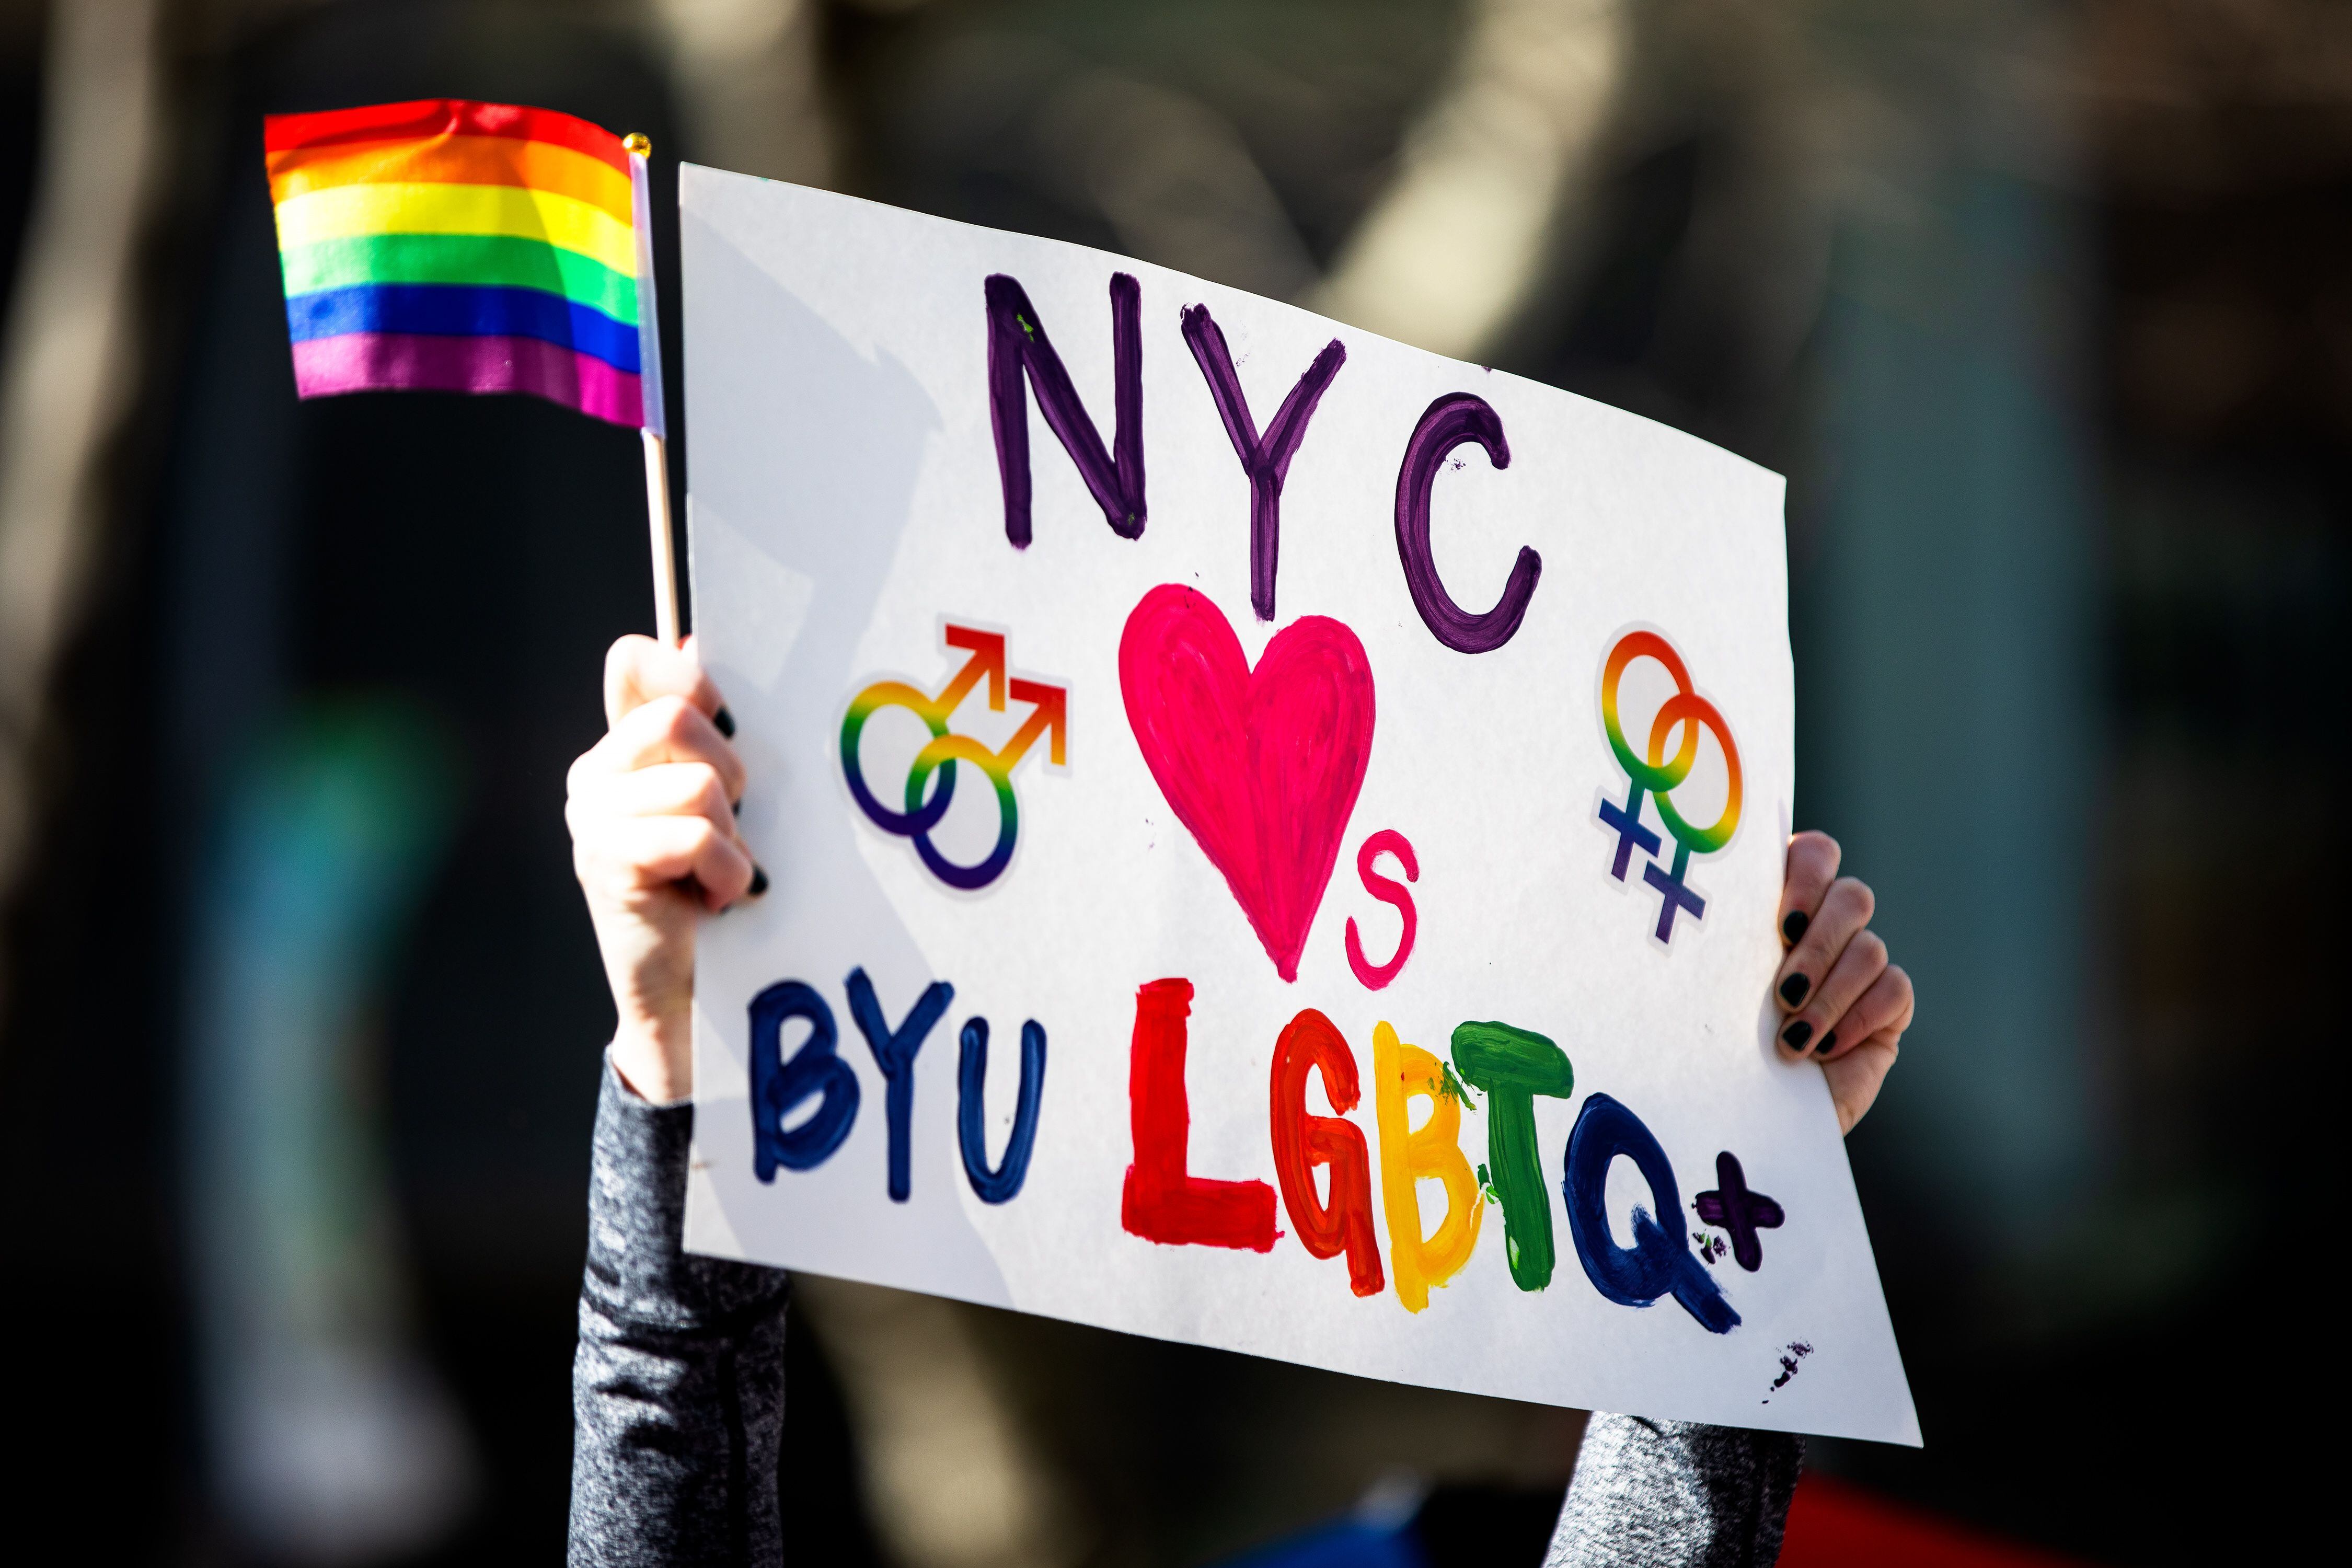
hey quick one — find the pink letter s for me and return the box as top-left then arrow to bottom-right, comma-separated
1345,830 -> 1418,990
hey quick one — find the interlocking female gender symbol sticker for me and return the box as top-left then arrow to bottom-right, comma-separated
1594,628 -> 1743,943
840,623 -> 1067,891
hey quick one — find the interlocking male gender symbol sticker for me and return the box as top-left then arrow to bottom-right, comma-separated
1594,628 -> 1743,944
841,623 -> 1067,891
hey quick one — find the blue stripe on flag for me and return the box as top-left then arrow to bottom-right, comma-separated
284,282 -> 640,373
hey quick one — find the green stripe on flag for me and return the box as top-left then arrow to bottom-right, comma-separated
278,233 -> 639,326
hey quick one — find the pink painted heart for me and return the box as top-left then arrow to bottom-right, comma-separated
1120,584 -> 1375,982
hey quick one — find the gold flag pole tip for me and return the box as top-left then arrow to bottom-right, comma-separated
624,132 -> 650,155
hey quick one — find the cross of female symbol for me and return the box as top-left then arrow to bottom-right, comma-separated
1594,629 -> 1743,945
1692,1151 -> 1783,1273
1598,791 -> 1706,939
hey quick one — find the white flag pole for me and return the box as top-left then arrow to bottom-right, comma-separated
625,132 -> 679,646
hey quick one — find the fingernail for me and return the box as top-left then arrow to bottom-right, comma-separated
1782,910 -> 1808,943
714,706 -> 736,738
1814,1030 -> 1837,1057
1779,972 -> 1811,1006
1782,1020 -> 1813,1050
747,864 -> 769,897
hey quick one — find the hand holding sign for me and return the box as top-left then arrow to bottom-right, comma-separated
567,635 -> 757,1104
1773,832 -> 1915,1133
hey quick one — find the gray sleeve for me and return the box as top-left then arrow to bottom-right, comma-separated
1543,1413 -> 1803,1567
569,1057 -> 791,1567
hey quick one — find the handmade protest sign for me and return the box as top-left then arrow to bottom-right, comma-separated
679,167 -> 1917,1444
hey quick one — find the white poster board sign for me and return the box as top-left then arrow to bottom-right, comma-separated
680,166 -> 1917,1445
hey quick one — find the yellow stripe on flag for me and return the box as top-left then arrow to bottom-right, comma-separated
273,182 -> 636,278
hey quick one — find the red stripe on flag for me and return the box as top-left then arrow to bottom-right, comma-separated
263,99 -> 629,176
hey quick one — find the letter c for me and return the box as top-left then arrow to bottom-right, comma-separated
1393,392 -> 1542,654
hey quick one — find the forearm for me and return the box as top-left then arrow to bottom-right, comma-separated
1544,1413 -> 1803,1568
570,1056 -> 790,1567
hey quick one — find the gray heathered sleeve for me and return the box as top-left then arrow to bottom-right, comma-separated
1543,1413 -> 1803,1567
569,1057 -> 791,1566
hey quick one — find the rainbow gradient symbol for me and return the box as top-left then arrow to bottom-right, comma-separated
841,624 -> 1067,891
1595,629 -> 1743,944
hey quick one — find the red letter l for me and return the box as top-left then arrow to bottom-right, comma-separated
1121,978 -> 1277,1251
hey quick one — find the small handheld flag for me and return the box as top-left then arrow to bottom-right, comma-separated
267,98 -> 682,639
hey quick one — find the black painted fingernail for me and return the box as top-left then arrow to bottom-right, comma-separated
1782,910 -> 1808,944
1814,1030 -> 1837,1057
713,705 -> 736,737
1782,1020 -> 1813,1050
747,864 -> 769,897
1779,972 -> 1811,1006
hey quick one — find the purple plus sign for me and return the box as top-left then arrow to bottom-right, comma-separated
1598,782 -> 1661,880
1642,847 -> 1706,941
1693,1151 -> 1782,1273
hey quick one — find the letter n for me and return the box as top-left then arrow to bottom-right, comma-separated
986,272 -> 1146,546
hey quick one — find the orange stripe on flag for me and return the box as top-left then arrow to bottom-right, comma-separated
268,134 -> 632,225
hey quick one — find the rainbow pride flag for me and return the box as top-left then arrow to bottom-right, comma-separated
266,98 -> 663,431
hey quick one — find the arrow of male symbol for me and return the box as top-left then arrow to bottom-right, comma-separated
926,624 -> 1066,770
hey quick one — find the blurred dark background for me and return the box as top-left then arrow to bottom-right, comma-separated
0,1 -> 2339,1564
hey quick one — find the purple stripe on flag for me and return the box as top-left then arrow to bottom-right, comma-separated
290,331 -> 643,427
